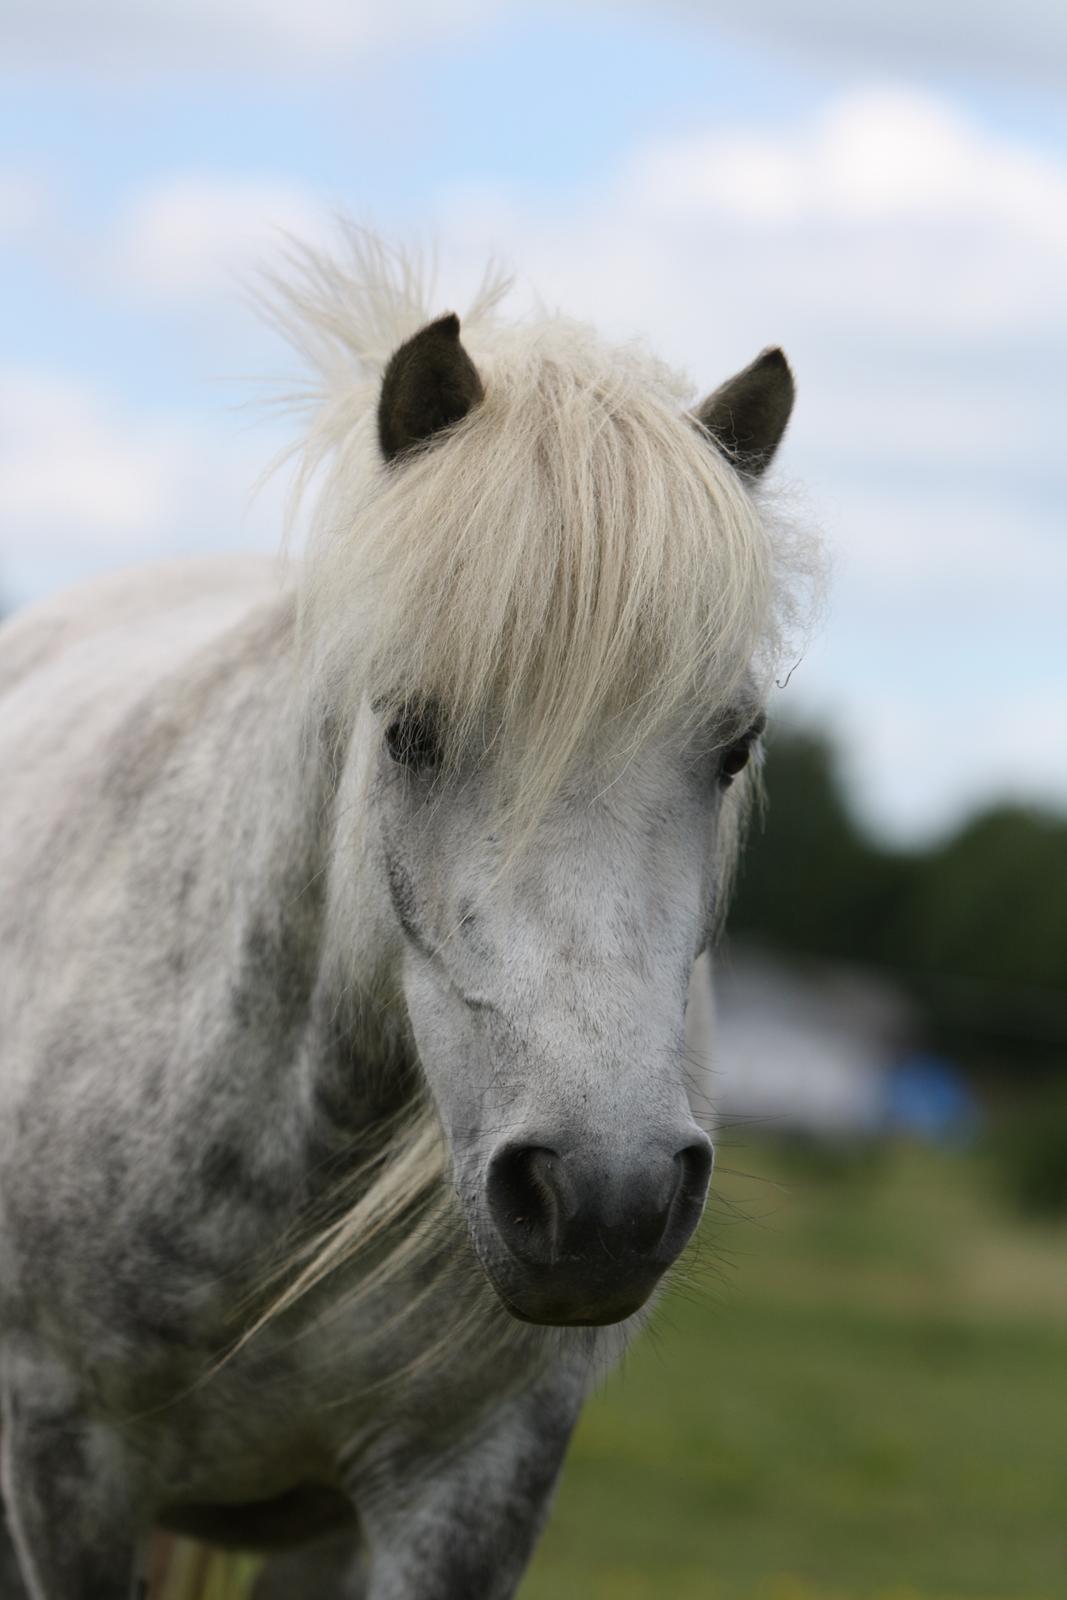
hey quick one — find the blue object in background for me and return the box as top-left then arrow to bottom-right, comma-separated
884,1053 -> 979,1143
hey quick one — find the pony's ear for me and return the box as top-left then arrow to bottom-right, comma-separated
694,347 -> 794,479
378,313 -> 484,462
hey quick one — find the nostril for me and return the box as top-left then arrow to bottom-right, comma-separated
675,1138 -> 714,1208
661,1138 -> 714,1255
487,1143 -> 565,1264
675,1139 -> 716,1209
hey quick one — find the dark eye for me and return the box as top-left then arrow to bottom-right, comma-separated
718,714 -> 765,787
719,741 -> 752,783
385,702 -> 442,772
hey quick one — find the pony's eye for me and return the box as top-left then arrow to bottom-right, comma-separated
718,714 -> 765,787
719,741 -> 752,784
384,703 -> 442,772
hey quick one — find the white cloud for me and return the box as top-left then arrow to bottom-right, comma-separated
0,171 -> 51,241
767,463 -> 1067,840
665,0 -> 1067,90
629,88 -> 1067,246
2,0 -> 1063,87
826,487 -> 1066,601
0,374 -> 168,546
513,86 -> 1067,343
0,371 -> 287,594
111,176 -> 329,300
431,86 -> 1067,437
0,0 -> 504,73
829,686 -> 1067,842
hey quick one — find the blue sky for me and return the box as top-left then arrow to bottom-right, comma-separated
2,1 -> 1065,841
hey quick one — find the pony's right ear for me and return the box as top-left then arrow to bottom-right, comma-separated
378,313 -> 484,462
694,347 -> 795,480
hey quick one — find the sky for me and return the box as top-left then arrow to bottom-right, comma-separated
1,1 -> 1065,843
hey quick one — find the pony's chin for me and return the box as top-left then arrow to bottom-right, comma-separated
484,1265 -> 657,1328
498,1296 -> 647,1328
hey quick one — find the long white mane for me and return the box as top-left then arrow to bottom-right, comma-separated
260,228 -> 816,836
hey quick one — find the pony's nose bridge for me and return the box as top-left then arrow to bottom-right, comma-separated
486,1132 -> 713,1268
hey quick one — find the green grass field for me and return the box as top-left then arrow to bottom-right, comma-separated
518,1141 -> 1067,1600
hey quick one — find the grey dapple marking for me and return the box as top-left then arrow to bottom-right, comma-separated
0,238 -> 807,1598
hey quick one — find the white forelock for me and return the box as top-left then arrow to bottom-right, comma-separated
258,226 -> 821,843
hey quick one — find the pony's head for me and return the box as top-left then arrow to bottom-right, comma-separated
273,235 -> 815,1328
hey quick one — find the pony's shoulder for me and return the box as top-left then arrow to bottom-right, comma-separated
0,555 -> 281,697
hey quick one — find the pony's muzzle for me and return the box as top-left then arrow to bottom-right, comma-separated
484,1132 -> 713,1326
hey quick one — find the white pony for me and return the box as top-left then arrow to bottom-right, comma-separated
0,231 -> 815,1599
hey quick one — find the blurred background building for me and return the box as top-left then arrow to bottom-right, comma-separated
3,5 -> 1065,1598
710,947 -> 912,1139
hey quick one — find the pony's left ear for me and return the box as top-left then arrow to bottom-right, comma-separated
378,313 -> 485,462
694,347 -> 795,479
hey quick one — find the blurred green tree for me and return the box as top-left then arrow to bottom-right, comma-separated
729,727 -> 917,967
906,806 -> 1067,993
728,724 -> 1067,1077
